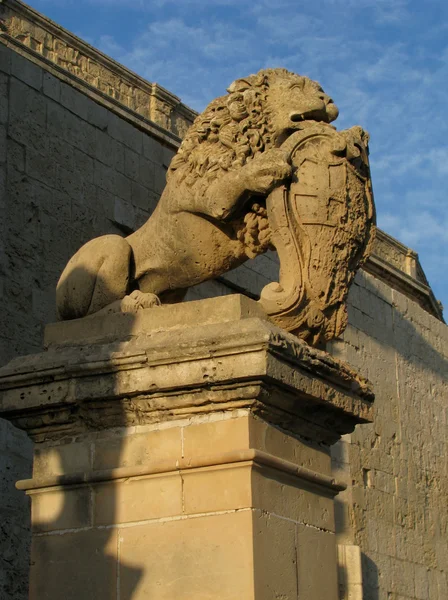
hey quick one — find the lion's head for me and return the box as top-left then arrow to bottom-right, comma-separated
167,68 -> 338,188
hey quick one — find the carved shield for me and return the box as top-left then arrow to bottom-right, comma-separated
260,124 -> 376,345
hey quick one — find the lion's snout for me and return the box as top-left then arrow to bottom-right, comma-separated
326,102 -> 339,122
289,100 -> 338,125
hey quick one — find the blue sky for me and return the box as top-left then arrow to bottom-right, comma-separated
30,0 -> 448,313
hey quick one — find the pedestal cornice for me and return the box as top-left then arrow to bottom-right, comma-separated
0,296 -> 373,445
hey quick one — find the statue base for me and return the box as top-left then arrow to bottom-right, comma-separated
0,295 -> 374,600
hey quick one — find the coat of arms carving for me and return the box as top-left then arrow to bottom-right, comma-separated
261,124 -> 375,344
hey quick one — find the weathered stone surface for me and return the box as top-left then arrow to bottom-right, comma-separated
0,295 -> 374,445
30,529 -> 120,600
0,418 -> 32,600
330,272 -> 448,600
44,293 -> 267,347
56,68 -> 375,348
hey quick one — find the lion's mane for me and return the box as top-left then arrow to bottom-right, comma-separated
167,68 -> 304,188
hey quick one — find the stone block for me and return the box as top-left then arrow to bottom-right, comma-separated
118,511 -> 254,599
137,155 -> 155,190
124,147 -> 139,180
47,100 -> 95,156
182,415 -> 250,458
0,503 -> 31,600
31,486 -> 92,532
152,164 -> 167,194
94,160 -> 131,201
2,295 -> 374,600
414,562 -> 430,599
115,170 -> 133,202
44,293 -> 268,348
108,113 -> 143,154
0,124 -> 6,164
94,129 -> 125,171
11,52 -> 42,91
135,205 -> 152,228
42,71 -> 60,102
337,544 -> 364,600
252,510 -> 298,598
71,202 -> 100,239
32,286 -> 56,324
252,468 -> 336,532
93,426 -> 182,470
7,139 -> 26,172
0,72 -> 8,125
249,414 -> 331,474
245,251 -> 279,280
162,145 -> 176,169
93,473 -> 182,525
58,167 -> 85,200
26,148 -> 59,188
113,196 -> 135,230
391,557 -> 416,598
142,132 -> 164,163
60,81 -> 90,121
131,180 -> 152,211
9,78 -> 46,130
73,147 -> 94,182
373,469 -> 395,495
0,43 -> 11,74
29,529 -> 119,600
182,464 -> 252,514
223,263 -> 268,297
33,442 -> 91,479
86,102 -> 109,130
296,524 -> 338,600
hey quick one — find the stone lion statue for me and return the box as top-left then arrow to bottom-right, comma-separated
57,68 -> 340,321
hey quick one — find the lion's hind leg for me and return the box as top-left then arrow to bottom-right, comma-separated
56,235 -> 132,320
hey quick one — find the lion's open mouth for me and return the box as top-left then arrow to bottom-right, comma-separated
290,112 -> 307,122
290,111 -> 330,124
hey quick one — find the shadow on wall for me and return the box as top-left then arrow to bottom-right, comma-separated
0,419 -> 33,600
333,497 -> 381,600
361,553 -> 380,600
15,267 -> 146,600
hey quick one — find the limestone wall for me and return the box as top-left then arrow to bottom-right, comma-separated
0,39 -> 177,367
0,39 -> 176,599
330,272 -> 448,600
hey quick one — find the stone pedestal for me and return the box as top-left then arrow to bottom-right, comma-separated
0,295 -> 374,600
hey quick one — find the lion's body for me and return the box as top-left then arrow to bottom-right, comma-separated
56,69 -> 339,320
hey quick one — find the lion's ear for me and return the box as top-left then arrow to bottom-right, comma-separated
227,78 -> 251,94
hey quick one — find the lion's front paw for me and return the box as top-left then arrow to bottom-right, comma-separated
128,290 -> 161,310
241,149 -> 292,195
120,291 -> 161,312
